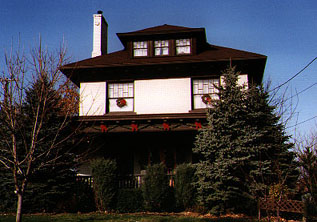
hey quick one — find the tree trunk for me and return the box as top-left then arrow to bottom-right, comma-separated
16,192 -> 23,222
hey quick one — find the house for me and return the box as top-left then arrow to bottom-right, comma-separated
60,11 -> 267,183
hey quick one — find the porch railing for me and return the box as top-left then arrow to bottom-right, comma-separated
76,175 -> 93,187
77,173 -> 174,189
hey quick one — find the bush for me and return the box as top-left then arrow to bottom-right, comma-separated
116,188 -> 144,213
142,163 -> 174,212
174,163 -> 196,211
303,194 -> 317,221
91,158 -> 118,212
0,161 -> 78,213
72,182 -> 96,213
24,167 -> 78,213
0,169 -> 16,212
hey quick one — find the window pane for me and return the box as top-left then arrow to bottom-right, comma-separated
155,48 -> 161,55
176,46 -> 190,54
176,39 -> 190,55
133,41 -> 148,57
154,40 -> 169,56
108,83 -> 134,112
193,79 -> 219,109
176,39 -> 190,46
134,49 -> 148,56
108,83 -> 134,98
162,48 -> 169,55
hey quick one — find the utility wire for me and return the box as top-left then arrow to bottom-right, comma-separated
269,57 -> 317,129
270,56 -> 317,92
286,115 -> 317,129
284,82 -> 317,102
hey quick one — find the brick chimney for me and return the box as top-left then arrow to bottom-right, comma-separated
92,11 -> 108,58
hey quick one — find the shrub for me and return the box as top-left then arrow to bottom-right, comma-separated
91,158 -> 118,212
142,163 -> 173,212
0,169 -> 16,212
23,166 -> 77,213
174,163 -> 196,211
73,182 -> 96,213
0,161 -> 78,213
116,188 -> 144,213
303,194 -> 317,221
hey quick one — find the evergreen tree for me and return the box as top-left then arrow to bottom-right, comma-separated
22,76 -> 77,212
193,67 -> 298,215
0,75 -> 78,213
0,43 -> 80,221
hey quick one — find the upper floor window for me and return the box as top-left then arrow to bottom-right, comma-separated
176,39 -> 191,55
154,40 -> 169,56
108,82 -> 134,112
193,79 -> 219,109
133,41 -> 148,57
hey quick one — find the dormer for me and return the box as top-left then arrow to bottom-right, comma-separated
116,24 -> 208,58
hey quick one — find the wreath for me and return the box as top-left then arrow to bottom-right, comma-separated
116,98 -> 127,108
201,94 -> 212,105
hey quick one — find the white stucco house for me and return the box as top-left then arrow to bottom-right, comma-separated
60,11 -> 267,185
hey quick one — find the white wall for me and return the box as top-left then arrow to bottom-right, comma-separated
80,82 -> 106,116
78,74 -> 248,116
134,78 -> 191,114
238,74 -> 248,88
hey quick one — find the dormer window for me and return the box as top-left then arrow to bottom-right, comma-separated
133,41 -> 148,57
176,39 -> 191,55
154,40 -> 169,56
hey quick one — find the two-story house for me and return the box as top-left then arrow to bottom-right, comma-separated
60,11 -> 266,182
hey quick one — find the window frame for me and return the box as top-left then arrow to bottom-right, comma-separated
175,38 -> 191,55
107,82 -> 134,113
133,41 -> 148,57
154,40 -> 169,56
192,78 -> 220,110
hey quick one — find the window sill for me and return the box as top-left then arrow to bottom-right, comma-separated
189,109 -> 208,113
104,111 -> 137,116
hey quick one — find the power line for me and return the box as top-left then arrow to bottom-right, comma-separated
286,115 -> 317,129
270,57 -> 317,92
284,82 -> 317,102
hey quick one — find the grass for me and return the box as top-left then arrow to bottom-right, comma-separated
0,213 -> 256,222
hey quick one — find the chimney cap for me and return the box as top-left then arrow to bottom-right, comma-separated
97,10 -> 103,14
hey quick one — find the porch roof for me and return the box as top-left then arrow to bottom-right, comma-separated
77,112 -> 207,133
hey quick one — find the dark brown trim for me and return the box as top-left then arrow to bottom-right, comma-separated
78,112 -> 207,122
105,111 -> 137,116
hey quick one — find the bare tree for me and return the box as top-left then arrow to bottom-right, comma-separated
295,130 -> 317,212
0,41 -> 79,222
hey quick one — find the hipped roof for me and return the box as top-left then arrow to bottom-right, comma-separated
60,24 -> 266,85
61,44 -> 265,70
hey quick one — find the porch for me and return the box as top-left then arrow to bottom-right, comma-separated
78,130 -> 196,176
76,171 -> 175,189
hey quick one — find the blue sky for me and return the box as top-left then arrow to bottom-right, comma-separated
1,0 -> 316,139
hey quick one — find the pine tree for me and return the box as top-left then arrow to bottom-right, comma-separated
0,43 -> 80,221
193,67 -> 298,215
0,75 -> 77,213
21,76 -> 77,212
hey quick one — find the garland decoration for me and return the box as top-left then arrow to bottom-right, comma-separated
201,94 -> 212,105
116,98 -> 127,108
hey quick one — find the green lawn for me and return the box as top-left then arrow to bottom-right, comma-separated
0,213 -> 255,222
